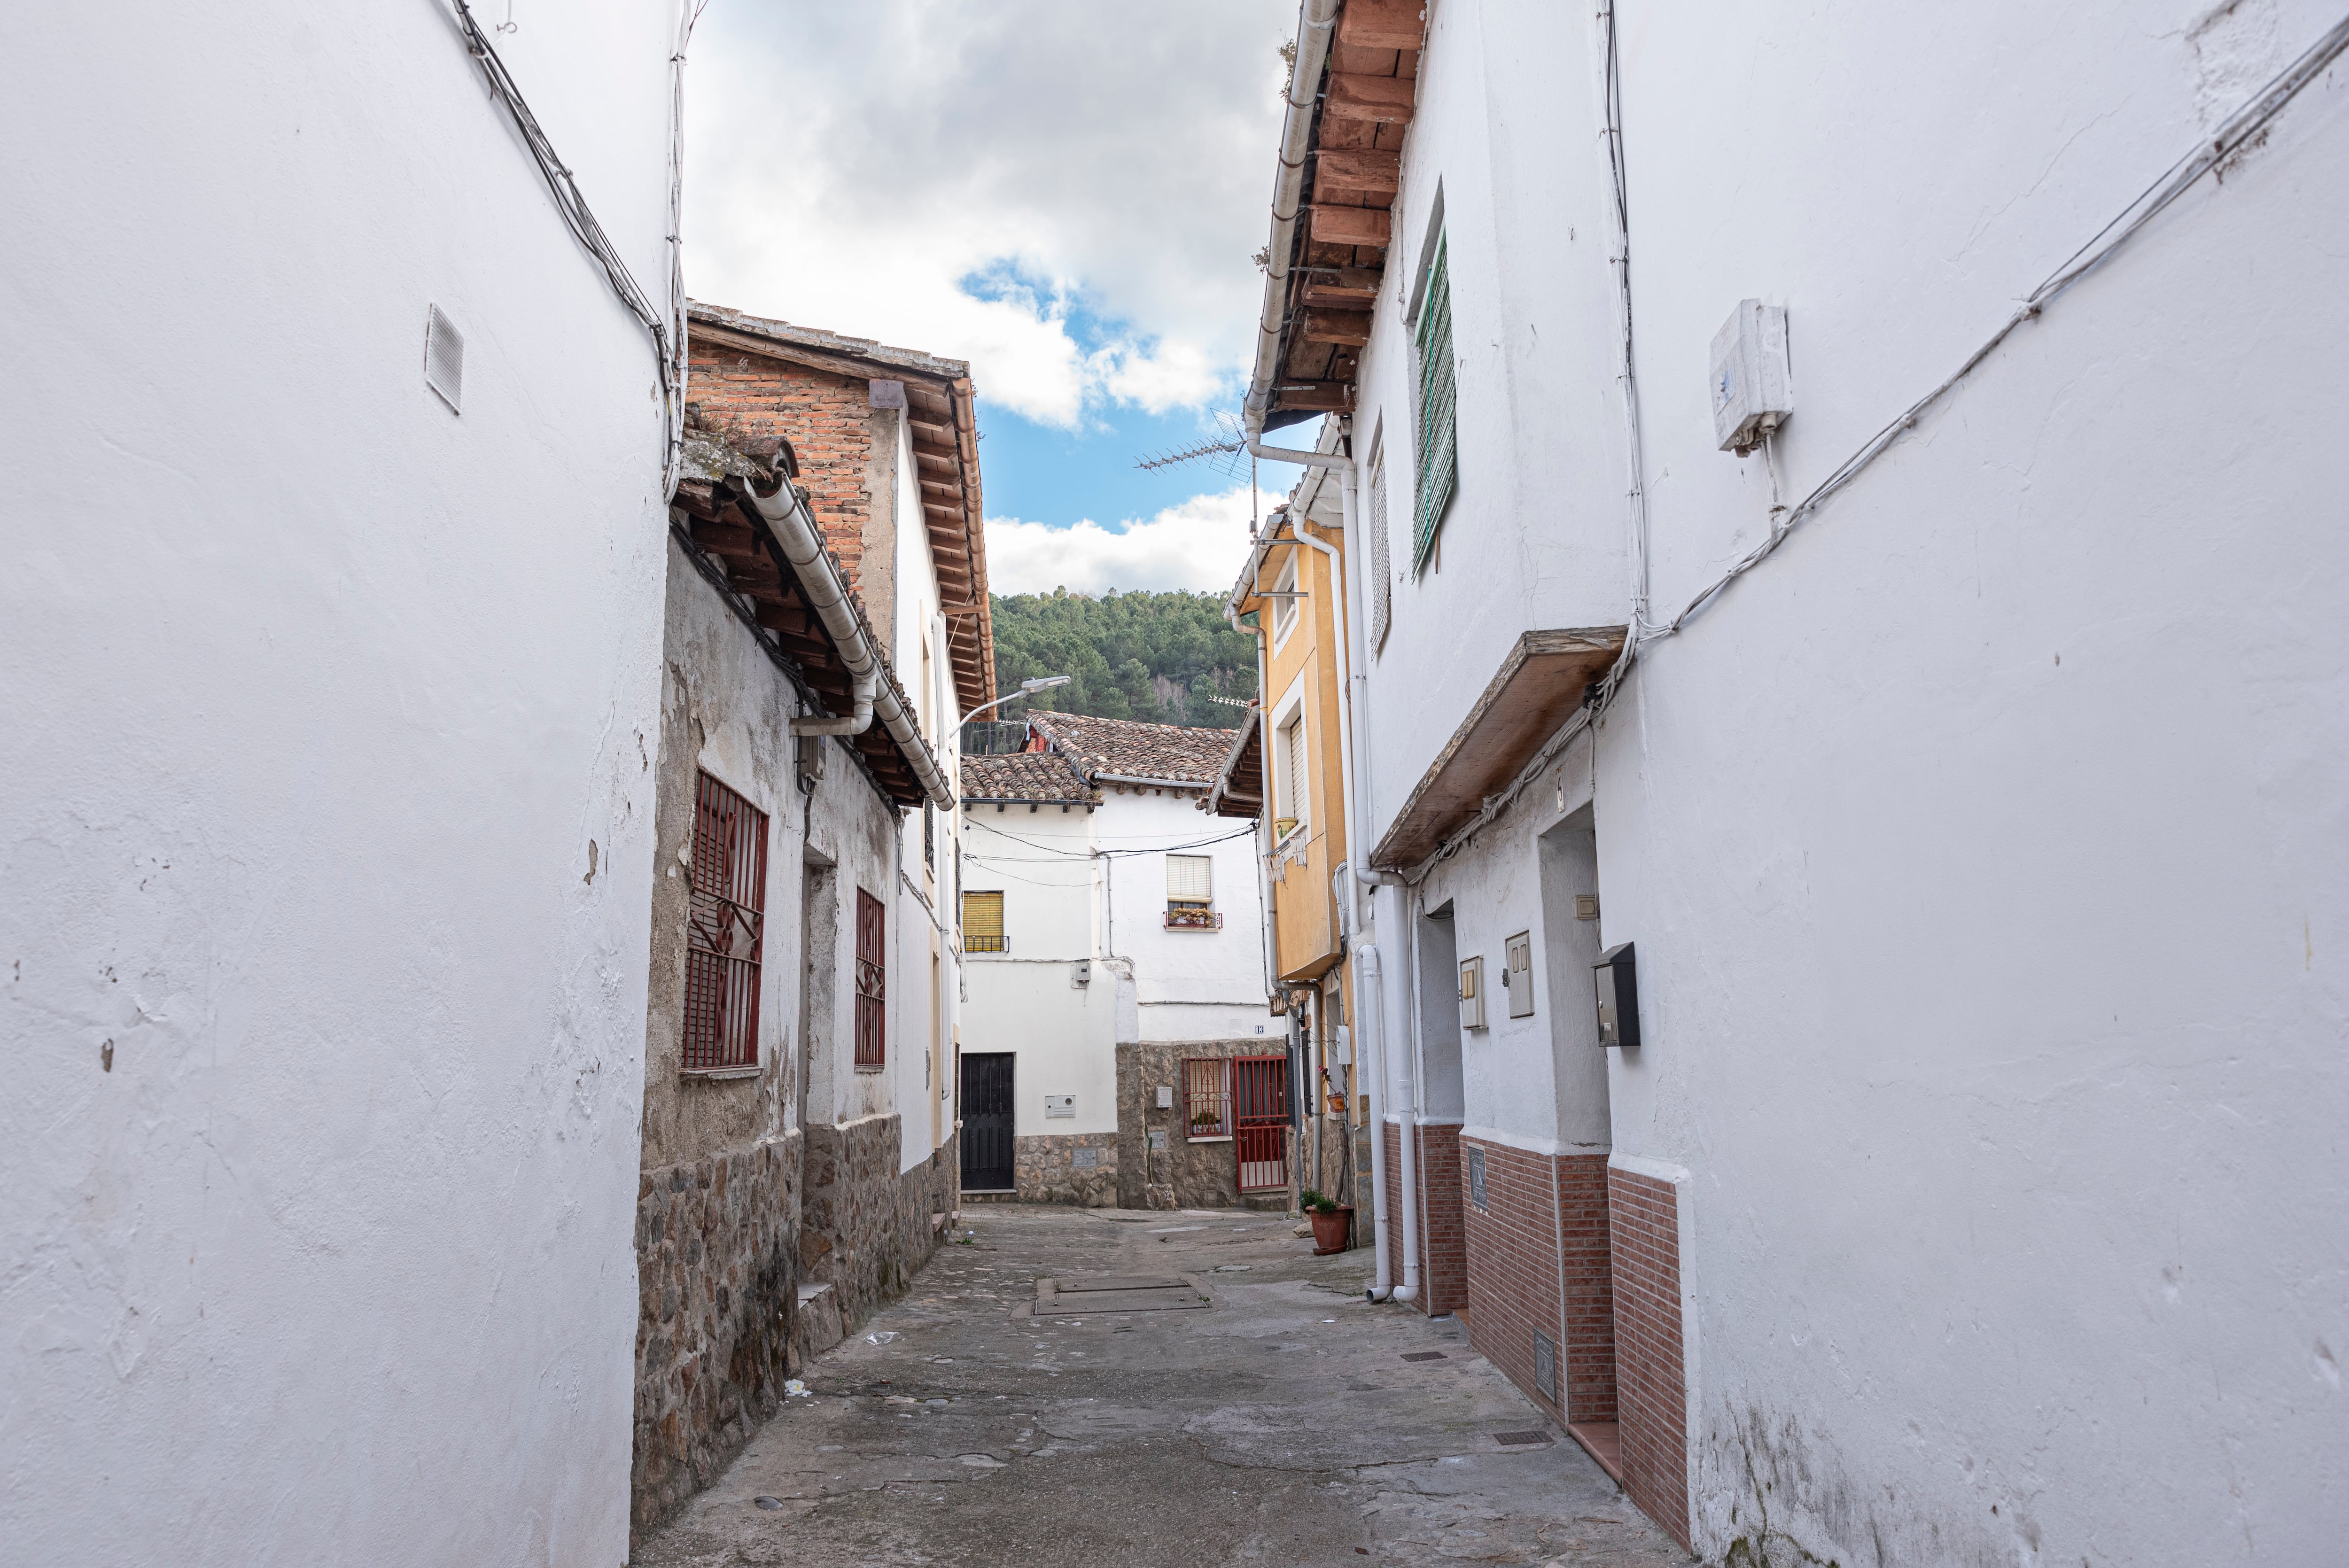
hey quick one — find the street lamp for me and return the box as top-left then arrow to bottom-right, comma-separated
963,674 -> 1071,723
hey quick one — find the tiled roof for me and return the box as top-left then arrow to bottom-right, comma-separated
687,302 -> 973,382
960,752 -> 1096,804
1027,711 -> 1236,787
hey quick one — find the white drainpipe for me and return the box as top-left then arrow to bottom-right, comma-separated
742,475 -> 955,808
1290,442 -> 1413,1302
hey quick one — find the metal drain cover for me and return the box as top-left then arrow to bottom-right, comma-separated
1018,1274 -> 1211,1317
1402,1351 -> 1447,1362
1493,1430 -> 1553,1446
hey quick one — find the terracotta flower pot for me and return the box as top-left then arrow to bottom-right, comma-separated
1310,1205 -> 1354,1256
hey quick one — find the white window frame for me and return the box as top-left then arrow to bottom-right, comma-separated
1269,551 -> 1300,650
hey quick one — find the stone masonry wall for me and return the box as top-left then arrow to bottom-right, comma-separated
1116,1040 -> 1297,1211
1013,1131 -> 1121,1205
801,1112 -> 957,1335
630,1132 -> 800,1540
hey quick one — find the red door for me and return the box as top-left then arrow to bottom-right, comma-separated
1233,1055 -> 1289,1191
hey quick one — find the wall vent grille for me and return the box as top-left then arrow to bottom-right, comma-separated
424,305 -> 464,413
1533,1330 -> 1558,1407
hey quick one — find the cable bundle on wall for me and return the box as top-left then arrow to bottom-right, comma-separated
448,0 -> 697,494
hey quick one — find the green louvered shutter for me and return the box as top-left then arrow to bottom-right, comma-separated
1411,235 -> 1457,572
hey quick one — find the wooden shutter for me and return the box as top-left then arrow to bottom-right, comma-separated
1412,233 -> 1457,571
1368,441 -> 1392,650
854,887 -> 886,1066
963,890 -> 1005,952
1284,719 -> 1309,830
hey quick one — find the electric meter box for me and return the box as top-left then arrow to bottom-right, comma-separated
1710,299 -> 1792,455
1459,955 -> 1487,1031
1592,941 -> 1641,1050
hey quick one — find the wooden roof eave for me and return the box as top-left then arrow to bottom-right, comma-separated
1367,627 -> 1628,869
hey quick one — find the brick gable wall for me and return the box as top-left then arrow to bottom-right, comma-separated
685,343 -> 880,596
1609,1166 -> 1691,1552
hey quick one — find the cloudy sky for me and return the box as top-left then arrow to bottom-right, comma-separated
682,0 -> 1314,597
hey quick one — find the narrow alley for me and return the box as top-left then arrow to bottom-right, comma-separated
638,1206 -> 1688,1568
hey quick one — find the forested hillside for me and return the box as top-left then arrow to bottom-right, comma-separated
989,588 -> 1258,730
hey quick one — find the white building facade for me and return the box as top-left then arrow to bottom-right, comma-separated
957,713 -> 1282,1208
1244,0 -> 2349,1561
1,5 -> 689,1564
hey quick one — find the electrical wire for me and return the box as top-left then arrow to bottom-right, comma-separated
1394,8 -> 2349,884
447,0 -> 696,494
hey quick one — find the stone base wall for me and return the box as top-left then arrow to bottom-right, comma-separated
1013,1131 -> 1121,1205
630,1132 -> 800,1540
1117,1040 -> 1299,1211
802,1113 -> 957,1335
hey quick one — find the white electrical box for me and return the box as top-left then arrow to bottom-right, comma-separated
1155,1084 -> 1174,1109
1071,960 -> 1091,987
1458,956 -> 1487,1031
1505,932 -> 1535,1018
1710,299 -> 1792,455
1329,1025 -> 1352,1066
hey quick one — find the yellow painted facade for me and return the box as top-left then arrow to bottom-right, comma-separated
1234,509 -> 1356,1118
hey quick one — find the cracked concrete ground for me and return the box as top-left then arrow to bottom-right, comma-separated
637,1204 -> 1692,1568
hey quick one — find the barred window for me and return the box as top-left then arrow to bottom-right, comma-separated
682,771 -> 767,1073
1412,232 -> 1458,572
964,890 -> 1005,953
1183,1057 -> 1231,1140
855,887 -> 886,1067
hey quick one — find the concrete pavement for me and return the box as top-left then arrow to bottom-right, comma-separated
636,1203 -> 1691,1567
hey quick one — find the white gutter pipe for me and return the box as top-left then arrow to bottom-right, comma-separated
742,476 -> 956,809
1393,890 -> 1423,1304
1228,603 -> 1283,1005
1289,431 -> 1414,1302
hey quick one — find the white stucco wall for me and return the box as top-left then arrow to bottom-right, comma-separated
0,4 -> 679,1564
1344,2 -> 2349,1562
960,804 -> 1118,1137
1099,790 -> 1269,1043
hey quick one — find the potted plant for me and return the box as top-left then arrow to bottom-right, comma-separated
1299,1189 -> 1353,1256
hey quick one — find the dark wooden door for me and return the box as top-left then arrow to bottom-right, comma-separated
960,1052 -> 1016,1192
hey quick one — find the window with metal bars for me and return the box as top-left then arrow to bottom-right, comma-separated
682,771 -> 768,1073
1368,432 -> 1392,651
1412,232 -> 1457,572
1183,1057 -> 1231,1140
963,890 -> 1005,952
854,887 -> 886,1067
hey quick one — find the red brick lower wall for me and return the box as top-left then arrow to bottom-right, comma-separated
1459,1142 -> 1617,1425
1557,1154 -> 1617,1421
1609,1167 -> 1690,1552
1378,1120 -> 1469,1316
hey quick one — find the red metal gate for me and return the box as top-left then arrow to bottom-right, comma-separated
854,887 -> 886,1066
1233,1054 -> 1289,1191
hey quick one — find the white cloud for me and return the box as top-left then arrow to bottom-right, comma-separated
985,483 -> 1280,597
682,2 -> 1290,429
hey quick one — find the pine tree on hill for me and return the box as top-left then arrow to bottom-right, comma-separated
988,588 -> 1260,730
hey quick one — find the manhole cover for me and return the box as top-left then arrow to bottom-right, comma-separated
1019,1275 -> 1211,1317
1401,1351 -> 1447,1362
1493,1430 -> 1553,1447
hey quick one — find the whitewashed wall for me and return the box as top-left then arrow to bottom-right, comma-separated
1100,790 -> 1269,1043
960,805 -> 1118,1137
0,4 -> 678,1564
1345,0 -> 2349,1562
